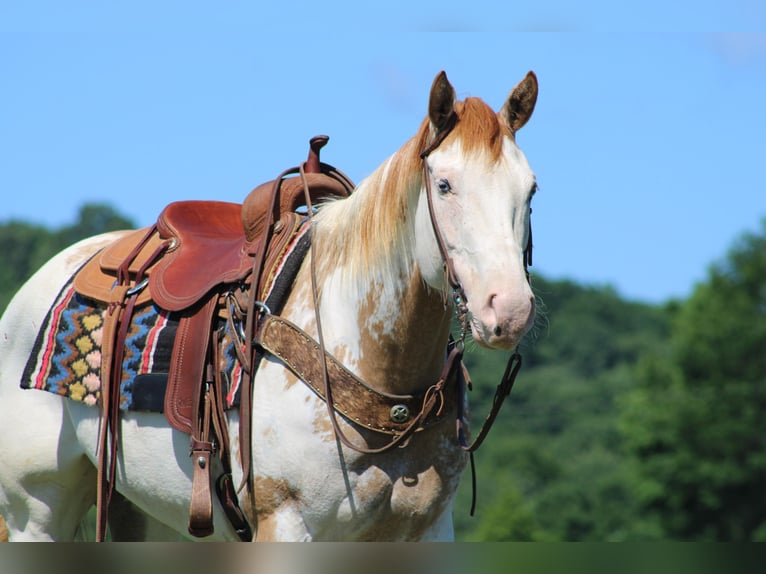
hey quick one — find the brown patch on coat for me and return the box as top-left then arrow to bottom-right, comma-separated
356,272 -> 451,396
250,478 -> 305,541
0,515 -> 8,542
253,476 -> 299,519
310,394 -> 336,440
451,97 -> 512,160
344,425 -> 466,540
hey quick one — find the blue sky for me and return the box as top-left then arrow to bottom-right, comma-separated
2,2 -> 764,303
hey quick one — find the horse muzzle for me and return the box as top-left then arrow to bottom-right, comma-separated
470,289 -> 536,350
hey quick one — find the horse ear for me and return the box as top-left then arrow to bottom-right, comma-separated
428,71 -> 456,133
501,71 -> 538,133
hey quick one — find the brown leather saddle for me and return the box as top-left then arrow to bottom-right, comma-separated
72,136 -> 354,540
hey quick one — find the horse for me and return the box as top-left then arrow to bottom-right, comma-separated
0,70 -> 539,541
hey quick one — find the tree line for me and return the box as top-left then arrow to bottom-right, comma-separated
1,205 -> 765,540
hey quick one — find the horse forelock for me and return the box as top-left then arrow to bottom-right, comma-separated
313,96 -> 508,290
452,97 -> 511,161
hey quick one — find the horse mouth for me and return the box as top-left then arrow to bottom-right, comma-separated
468,315 -> 524,351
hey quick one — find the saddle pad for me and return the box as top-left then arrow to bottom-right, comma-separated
20,280 -> 244,412
20,221 -> 312,414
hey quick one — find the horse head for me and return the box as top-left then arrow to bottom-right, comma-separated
415,71 -> 539,350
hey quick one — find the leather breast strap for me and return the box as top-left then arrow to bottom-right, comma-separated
256,314 -> 459,436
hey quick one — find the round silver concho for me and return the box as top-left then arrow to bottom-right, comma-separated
389,404 -> 410,424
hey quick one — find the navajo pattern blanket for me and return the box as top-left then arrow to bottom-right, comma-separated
20,222 -> 312,412
21,221 -> 311,412
20,281 -> 245,412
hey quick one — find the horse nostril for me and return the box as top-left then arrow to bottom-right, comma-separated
493,326 -> 502,337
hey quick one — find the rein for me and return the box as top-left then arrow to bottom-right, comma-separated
292,112 -> 527,486
298,164 -> 458,455
420,112 -> 528,514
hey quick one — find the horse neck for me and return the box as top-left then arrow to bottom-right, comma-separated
310,142 -> 453,396
351,270 -> 452,396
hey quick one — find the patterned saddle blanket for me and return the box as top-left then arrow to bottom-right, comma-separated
20,219 -> 313,414
21,280 -> 244,412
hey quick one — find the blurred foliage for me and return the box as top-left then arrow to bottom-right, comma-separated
2,206 -> 765,541
453,274 -> 670,541
454,218 -> 766,541
0,203 -> 134,312
619,219 -> 766,540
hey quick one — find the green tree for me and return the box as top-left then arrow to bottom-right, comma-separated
455,276 -> 670,541
0,221 -> 53,313
52,203 -> 134,250
0,203 -> 135,314
620,219 -> 766,540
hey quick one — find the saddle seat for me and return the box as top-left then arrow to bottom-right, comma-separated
75,200 -> 253,310
74,173 -> 350,311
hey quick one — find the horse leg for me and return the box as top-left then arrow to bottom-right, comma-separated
253,505 -> 312,542
108,490 -> 185,541
418,505 -> 456,541
0,387 -> 97,541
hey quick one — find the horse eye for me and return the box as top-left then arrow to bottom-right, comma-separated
437,179 -> 452,194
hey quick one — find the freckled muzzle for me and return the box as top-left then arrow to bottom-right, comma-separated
469,288 -> 536,350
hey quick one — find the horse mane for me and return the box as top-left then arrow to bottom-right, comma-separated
313,97 -> 509,291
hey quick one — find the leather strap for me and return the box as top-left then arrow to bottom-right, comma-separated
188,437 -> 215,538
237,165 -> 286,505
209,329 -> 253,541
420,112 -> 468,310
96,226 -> 169,541
238,148 -> 356,512
95,285 -> 124,542
256,314 -> 458,435
457,352 -> 523,453
165,295 -> 219,434
188,328 -> 254,540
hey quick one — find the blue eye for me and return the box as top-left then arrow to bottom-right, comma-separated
437,179 -> 451,194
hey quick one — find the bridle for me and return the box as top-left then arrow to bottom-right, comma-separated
420,112 -> 472,339
292,111 -> 530,510
420,111 -> 534,344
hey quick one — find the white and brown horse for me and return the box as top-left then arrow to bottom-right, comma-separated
0,70 -> 538,541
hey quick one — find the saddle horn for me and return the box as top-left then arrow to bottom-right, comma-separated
304,135 -> 329,174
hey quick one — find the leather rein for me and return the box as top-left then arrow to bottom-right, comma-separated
292,111 -> 529,463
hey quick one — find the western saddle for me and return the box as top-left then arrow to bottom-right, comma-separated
72,136 -> 355,541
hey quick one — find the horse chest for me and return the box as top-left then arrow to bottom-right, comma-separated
249,366 -> 466,540
255,440 -> 465,541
